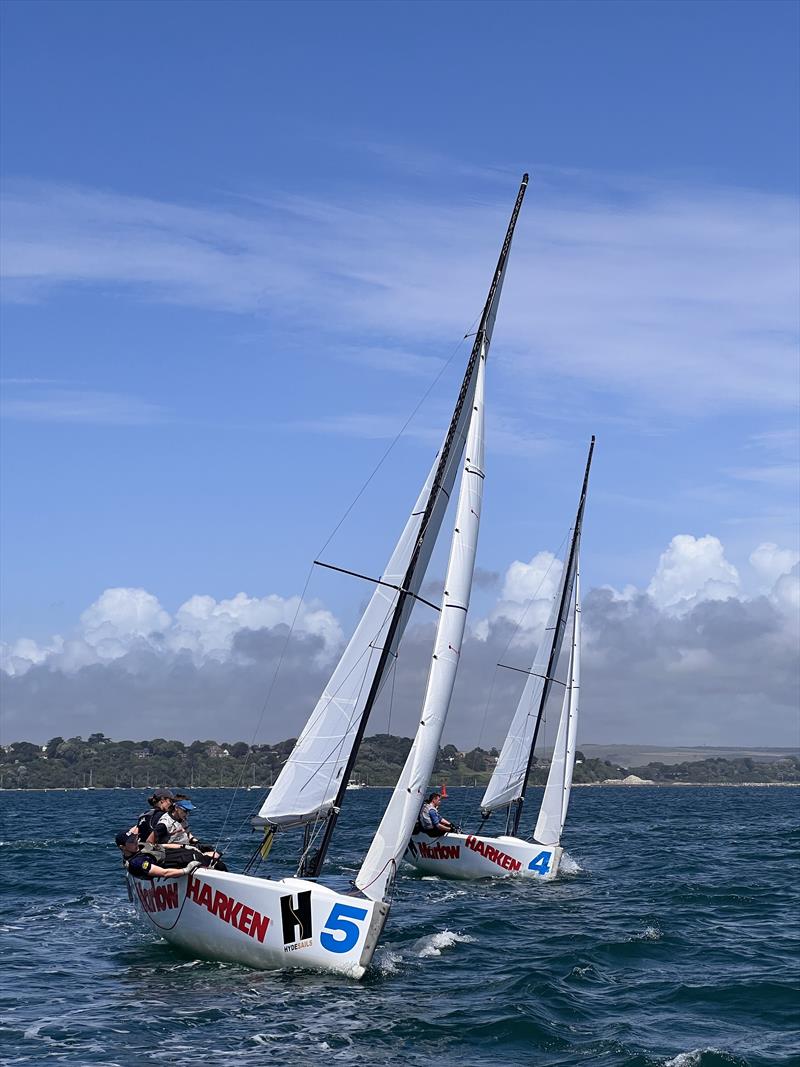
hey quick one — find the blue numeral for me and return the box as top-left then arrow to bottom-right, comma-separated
320,903 -> 368,954
528,850 -> 552,875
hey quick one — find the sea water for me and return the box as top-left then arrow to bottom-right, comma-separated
0,785 -> 797,1066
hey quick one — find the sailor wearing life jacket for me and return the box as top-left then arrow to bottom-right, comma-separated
417,792 -> 456,838
149,800 -> 228,870
115,831 -> 201,880
129,789 -> 176,843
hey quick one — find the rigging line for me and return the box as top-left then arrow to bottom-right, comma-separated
287,584 -> 403,796
496,664 -> 568,686
313,316 -> 481,566
218,330 -> 476,852
312,560 -> 441,612
486,526 -> 571,791
386,652 -> 397,738
212,561 -> 317,853
495,528 -> 570,670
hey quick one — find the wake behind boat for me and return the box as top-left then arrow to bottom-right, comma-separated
127,174 -> 529,976
408,438 -> 594,881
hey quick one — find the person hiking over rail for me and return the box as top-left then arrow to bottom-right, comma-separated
115,831 -> 202,880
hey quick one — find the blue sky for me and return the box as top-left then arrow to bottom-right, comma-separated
1,1 -> 798,746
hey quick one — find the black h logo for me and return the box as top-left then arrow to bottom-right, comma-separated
280,890 -> 313,944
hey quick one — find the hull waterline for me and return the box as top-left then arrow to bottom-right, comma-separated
407,832 -> 562,881
129,868 -> 388,978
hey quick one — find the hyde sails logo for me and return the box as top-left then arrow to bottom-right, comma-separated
280,890 -> 313,952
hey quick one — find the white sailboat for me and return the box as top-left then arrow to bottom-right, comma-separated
408,438 -> 594,881
128,174 -> 528,976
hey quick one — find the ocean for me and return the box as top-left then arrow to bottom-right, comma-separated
1,785 -> 797,1066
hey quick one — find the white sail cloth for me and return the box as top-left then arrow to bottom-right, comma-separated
480,547 -> 578,814
533,568 -> 581,845
356,352 -> 487,900
260,367 -> 480,828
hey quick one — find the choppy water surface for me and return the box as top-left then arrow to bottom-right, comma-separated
0,786 -> 797,1066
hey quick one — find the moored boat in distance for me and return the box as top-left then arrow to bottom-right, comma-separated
129,174 -> 529,975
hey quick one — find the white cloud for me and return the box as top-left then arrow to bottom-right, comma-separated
1,534 -> 798,746
0,387 -> 167,426
749,542 -> 800,592
473,550 -> 563,642
2,171 -> 797,416
0,586 -> 343,678
771,564 -> 800,616
646,534 -> 740,613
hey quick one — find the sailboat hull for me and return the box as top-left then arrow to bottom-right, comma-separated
128,868 -> 389,978
407,832 -> 562,881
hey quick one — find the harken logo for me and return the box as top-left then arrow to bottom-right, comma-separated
280,890 -> 313,952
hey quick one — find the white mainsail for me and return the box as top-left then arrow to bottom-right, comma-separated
262,175 -> 529,834
260,404 -> 474,828
479,550 -> 577,814
533,567 -> 581,846
356,348 -> 487,900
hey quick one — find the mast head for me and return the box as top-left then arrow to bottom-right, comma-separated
522,173 -> 529,185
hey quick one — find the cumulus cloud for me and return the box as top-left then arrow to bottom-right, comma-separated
1,537 -> 797,747
0,587 -> 343,679
646,534 -> 740,613
749,542 -> 800,592
473,551 -> 564,641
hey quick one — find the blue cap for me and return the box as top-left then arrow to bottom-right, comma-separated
174,800 -> 196,811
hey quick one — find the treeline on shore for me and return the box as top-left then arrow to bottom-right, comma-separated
2,733 -> 799,789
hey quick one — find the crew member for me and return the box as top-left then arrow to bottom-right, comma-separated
418,792 -> 455,837
115,831 -> 201,880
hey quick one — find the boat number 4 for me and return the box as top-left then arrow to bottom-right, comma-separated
527,850 -> 552,875
320,903 -> 368,954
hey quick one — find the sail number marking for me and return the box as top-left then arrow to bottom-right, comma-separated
527,850 -> 552,875
320,903 -> 368,954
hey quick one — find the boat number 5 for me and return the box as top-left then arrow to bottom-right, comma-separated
320,903 -> 368,954
528,850 -> 552,875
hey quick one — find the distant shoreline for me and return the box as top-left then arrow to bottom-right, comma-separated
3,781 -> 798,793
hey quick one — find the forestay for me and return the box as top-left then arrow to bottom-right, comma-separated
356,350 -> 487,900
262,175 -> 529,833
260,411 -> 473,827
533,568 -> 581,845
480,550 -> 578,814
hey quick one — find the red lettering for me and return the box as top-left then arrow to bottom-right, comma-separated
165,883 -> 178,908
249,910 -> 270,943
185,880 -> 271,943
486,846 -> 497,863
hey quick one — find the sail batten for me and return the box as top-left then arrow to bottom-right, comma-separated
259,175 -> 528,871
356,352 -> 487,901
480,438 -> 594,818
533,567 -> 581,845
479,552 -> 576,813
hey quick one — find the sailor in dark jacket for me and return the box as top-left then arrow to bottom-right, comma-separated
115,832 -> 201,880
132,789 -> 177,842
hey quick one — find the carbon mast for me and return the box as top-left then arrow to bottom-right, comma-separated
509,435 -> 594,837
303,174 -> 529,877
